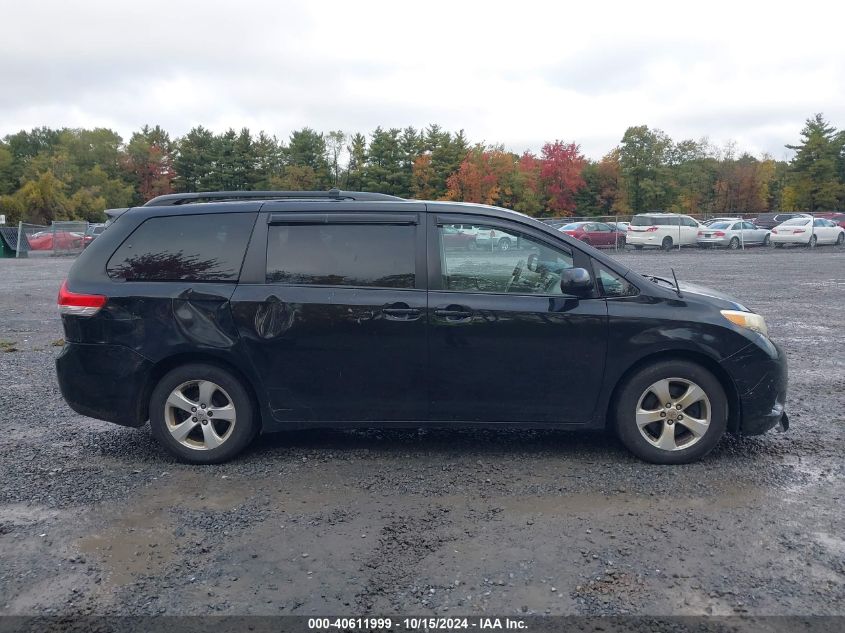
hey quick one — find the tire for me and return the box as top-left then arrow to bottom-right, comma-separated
774,243 -> 784,248
729,237 -> 740,250
808,235 -> 817,248
763,234 -> 771,246
498,238 -> 511,252
150,363 -> 258,464
614,360 -> 727,464
661,236 -> 674,251
837,233 -> 844,246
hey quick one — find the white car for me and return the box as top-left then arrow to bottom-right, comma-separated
697,219 -> 771,249
770,217 -> 845,248
626,213 -> 702,250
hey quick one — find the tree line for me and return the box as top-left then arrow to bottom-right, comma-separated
1,114 -> 843,225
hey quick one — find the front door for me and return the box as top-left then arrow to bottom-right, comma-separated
231,206 -> 428,422
427,215 -> 608,424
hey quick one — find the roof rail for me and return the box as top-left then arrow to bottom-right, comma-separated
143,189 -> 404,206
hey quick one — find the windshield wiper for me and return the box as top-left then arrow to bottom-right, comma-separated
643,271 -> 683,298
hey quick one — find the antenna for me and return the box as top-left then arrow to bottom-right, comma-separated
670,268 -> 683,298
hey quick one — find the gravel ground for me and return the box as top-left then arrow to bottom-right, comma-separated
0,247 -> 843,617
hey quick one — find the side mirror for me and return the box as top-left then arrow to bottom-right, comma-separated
560,267 -> 593,296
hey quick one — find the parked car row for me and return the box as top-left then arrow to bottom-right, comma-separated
618,213 -> 844,251
538,212 -> 845,252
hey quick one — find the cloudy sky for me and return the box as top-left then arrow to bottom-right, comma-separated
2,0 -> 844,160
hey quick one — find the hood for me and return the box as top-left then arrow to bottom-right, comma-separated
677,281 -> 750,312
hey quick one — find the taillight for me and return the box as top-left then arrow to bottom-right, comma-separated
57,280 -> 106,317
714,231 -> 726,237
646,226 -> 658,232
697,231 -> 703,236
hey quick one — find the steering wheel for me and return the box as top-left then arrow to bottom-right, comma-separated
506,259 -> 526,293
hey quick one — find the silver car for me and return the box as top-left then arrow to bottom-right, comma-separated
697,219 -> 771,249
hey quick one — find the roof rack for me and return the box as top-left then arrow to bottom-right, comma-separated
143,189 -> 404,206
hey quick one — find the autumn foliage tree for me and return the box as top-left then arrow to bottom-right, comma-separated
539,141 -> 586,215
446,146 -> 516,205
123,125 -> 175,203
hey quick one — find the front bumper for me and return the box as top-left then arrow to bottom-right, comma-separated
721,339 -> 789,435
56,342 -> 152,427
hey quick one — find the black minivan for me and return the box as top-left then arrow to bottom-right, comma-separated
56,190 -> 788,464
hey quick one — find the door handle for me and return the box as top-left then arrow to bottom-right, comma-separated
434,306 -> 473,322
382,302 -> 422,321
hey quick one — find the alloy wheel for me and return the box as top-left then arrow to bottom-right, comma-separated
635,378 -> 711,451
164,380 -> 237,450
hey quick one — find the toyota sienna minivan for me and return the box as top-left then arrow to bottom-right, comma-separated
56,190 -> 788,464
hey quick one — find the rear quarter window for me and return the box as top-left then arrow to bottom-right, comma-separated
107,213 -> 256,281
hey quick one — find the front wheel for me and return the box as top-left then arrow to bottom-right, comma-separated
150,363 -> 258,464
837,233 -> 844,246
808,235 -> 817,248
614,360 -> 727,464
763,234 -> 771,246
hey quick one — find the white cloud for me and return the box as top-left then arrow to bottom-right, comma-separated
1,0 -> 844,159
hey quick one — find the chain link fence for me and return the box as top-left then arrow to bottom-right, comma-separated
13,221 -> 89,258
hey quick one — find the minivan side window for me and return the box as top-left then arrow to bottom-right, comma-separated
266,224 -> 415,288
438,224 -> 573,295
107,213 -> 256,282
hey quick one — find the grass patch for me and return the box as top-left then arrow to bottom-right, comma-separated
0,340 -> 19,353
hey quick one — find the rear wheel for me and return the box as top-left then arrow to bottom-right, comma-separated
614,360 -> 727,464
150,363 -> 258,464
729,237 -> 740,249
498,237 -> 512,252
661,236 -> 674,251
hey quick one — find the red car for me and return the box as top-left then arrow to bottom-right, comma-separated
558,221 -> 624,248
814,212 -> 845,229
28,231 -> 85,251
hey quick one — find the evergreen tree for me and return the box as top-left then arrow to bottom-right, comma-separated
786,113 -> 844,211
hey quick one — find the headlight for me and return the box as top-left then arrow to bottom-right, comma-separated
721,310 -> 768,337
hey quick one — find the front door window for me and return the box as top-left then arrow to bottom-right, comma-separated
438,224 -> 574,295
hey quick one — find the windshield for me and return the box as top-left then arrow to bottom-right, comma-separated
782,218 -> 810,226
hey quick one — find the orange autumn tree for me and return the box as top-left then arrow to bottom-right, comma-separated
445,145 -> 517,205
